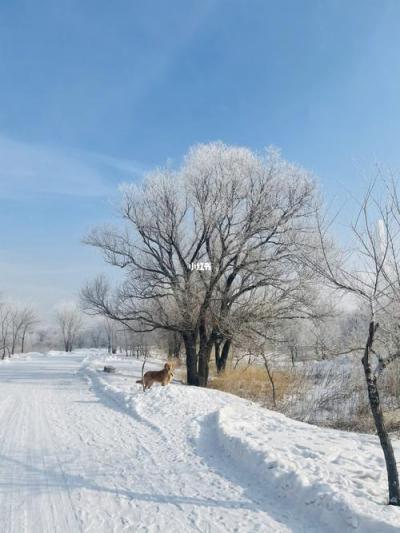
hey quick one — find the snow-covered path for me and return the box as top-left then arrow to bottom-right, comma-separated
1,351 -> 399,533
0,352 -> 292,533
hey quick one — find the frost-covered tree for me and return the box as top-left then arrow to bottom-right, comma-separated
19,307 -> 39,353
0,302 -> 11,359
0,302 -> 38,356
55,303 -> 83,352
306,181 -> 400,506
9,306 -> 38,354
82,142 -> 318,386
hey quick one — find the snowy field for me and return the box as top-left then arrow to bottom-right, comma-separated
0,350 -> 399,532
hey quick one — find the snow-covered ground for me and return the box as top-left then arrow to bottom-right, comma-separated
0,350 -> 399,532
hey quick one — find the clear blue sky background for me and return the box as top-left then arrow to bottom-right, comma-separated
1,0 -> 400,316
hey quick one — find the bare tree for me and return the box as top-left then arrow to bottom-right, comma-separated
167,330 -> 182,359
9,306 -> 22,355
120,327 -> 133,356
55,303 -> 83,352
19,308 -> 39,353
82,143 -> 318,386
0,303 -> 39,356
103,318 -> 117,354
0,303 -> 11,359
9,306 -> 38,354
87,320 -> 105,348
306,181 -> 400,506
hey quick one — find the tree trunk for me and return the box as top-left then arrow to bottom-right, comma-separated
21,331 -> 26,353
363,321 -> 400,505
198,348 -> 208,387
141,358 -> 146,392
168,332 -> 182,359
11,336 -> 16,355
173,333 -> 181,358
182,332 -> 199,386
264,358 -> 276,408
290,345 -> 297,368
197,319 -> 215,387
214,340 -> 221,368
198,339 -> 216,386
216,339 -> 231,373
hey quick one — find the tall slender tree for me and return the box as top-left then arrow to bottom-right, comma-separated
306,181 -> 400,506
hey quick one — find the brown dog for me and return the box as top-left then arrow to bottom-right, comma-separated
136,362 -> 173,390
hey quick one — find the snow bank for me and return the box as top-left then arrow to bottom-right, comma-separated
78,354 -> 175,427
216,403 -> 400,531
0,351 -> 44,362
81,353 -> 400,532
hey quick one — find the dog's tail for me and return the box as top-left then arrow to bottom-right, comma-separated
136,379 -> 143,384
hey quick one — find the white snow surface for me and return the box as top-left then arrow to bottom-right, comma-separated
0,349 -> 399,532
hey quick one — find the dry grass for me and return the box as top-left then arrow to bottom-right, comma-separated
175,355 -> 400,435
167,356 -> 183,369
208,365 -> 296,408
166,357 -> 186,384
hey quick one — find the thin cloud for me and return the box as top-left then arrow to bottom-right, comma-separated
0,134 -> 144,199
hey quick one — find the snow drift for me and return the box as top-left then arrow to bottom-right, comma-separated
82,354 -> 400,532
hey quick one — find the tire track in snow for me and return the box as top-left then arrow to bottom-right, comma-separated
35,386 -> 82,533
1,352 -> 293,532
0,395 -> 24,533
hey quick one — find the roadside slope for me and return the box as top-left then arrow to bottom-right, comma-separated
85,354 -> 400,532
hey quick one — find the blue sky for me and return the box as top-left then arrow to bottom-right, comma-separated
1,0 -> 400,316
